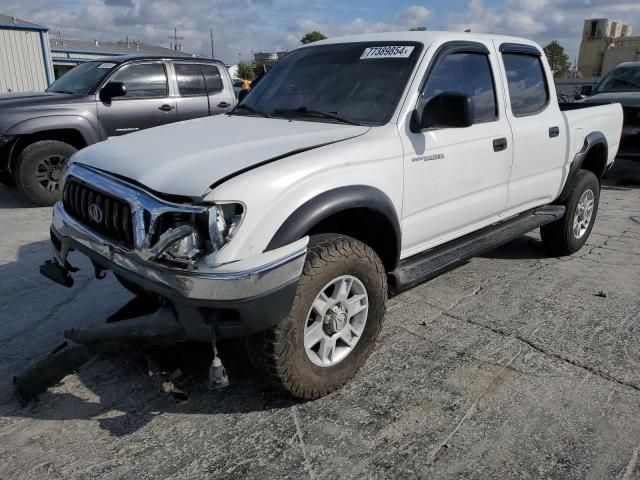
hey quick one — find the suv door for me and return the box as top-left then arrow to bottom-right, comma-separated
400,41 -> 513,256
174,62 -> 234,121
496,43 -> 566,211
96,61 -> 177,137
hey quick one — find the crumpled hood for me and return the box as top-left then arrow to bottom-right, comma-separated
581,91 -> 640,108
72,114 -> 369,197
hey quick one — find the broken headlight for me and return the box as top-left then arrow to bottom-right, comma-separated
207,203 -> 245,251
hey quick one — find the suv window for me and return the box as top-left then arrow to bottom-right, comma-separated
175,63 -> 223,96
502,53 -> 549,116
422,52 -> 498,123
109,63 -> 168,98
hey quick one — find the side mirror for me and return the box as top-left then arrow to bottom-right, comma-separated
579,85 -> 593,97
416,92 -> 474,131
237,88 -> 250,103
99,82 -> 127,103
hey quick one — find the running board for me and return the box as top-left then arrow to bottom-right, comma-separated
391,205 -> 565,292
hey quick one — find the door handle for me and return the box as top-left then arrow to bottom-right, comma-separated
158,104 -> 175,112
549,126 -> 560,138
217,102 -> 231,108
493,138 -> 508,152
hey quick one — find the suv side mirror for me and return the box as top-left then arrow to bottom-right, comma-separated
99,82 -> 127,103
416,92 -> 474,131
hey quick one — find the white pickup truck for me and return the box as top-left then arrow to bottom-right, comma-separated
42,32 -> 623,399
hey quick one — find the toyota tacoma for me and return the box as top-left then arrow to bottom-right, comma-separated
39,32 -> 623,400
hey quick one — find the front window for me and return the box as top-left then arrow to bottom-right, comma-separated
109,63 -> 169,98
235,42 -> 423,125
47,61 -> 116,95
595,66 -> 640,93
421,52 -> 498,123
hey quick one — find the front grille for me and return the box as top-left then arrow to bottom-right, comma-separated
623,106 -> 640,127
62,178 -> 135,248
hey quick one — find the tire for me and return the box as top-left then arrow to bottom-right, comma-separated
248,234 -> 388,400
14,140 -> 77,206
541,170 -> 600,256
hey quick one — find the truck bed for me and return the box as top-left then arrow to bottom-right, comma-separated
561,103 -> 624,166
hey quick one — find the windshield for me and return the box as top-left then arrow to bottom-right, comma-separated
595,65 -> 640,93
236,42 -> 423,125
47,61 -> 117,95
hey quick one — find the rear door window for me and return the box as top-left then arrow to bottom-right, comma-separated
502,53 -> 549,116
175,63 -> 224,96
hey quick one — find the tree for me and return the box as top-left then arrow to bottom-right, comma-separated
544,41 -> 571,79
236,62 -> 255,81
301,31 -> 327,44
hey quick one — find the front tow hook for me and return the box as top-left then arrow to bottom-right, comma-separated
39,259 -> 76,288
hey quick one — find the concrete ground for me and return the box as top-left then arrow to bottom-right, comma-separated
0,159 -> 638,480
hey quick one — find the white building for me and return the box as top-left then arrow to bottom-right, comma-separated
0,14 -> 53,93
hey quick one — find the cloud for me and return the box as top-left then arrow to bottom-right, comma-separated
1,0 -> 638,64
447,0 -> 640,58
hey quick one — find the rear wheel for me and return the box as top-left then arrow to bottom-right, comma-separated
248,234 -> 387,399
14,140 -> 76,206
541,170 -> 600,256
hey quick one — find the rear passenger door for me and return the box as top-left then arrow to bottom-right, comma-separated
496,43 -> 566,212
400,42 -> 513,255
174,62 -> 234,121
96,61 -> 177,137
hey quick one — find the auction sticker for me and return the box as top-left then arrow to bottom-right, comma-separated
360,46 -> 415,59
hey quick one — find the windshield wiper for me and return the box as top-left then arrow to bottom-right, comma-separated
229,104 -> 271,118
272,107 -> 362,126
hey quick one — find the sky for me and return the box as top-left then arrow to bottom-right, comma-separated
2,0 -> 640,64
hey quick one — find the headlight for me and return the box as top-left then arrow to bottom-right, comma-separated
208,203 -> 245,251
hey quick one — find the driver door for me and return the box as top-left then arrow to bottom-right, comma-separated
97,61 -> 177,137
399,41 -> 513,257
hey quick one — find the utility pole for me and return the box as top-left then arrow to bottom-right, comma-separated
168,27 -> 184,52
210,28 -> 215,59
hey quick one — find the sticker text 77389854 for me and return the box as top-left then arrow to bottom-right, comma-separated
360,46 -> 415,59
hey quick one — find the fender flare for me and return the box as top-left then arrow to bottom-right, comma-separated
557,131 -> 607,202
6,115 -> 101,146
266,185 -> 402,269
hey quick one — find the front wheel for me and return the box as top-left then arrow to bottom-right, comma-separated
249,234 -> 388,400
541,170 -> 600,256
14,140 -> 77,206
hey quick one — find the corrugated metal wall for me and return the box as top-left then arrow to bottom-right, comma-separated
0,29 -> 50,93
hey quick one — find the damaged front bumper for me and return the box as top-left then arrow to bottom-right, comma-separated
46,179 -> 307,340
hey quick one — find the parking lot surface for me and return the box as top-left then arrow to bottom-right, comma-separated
0,158 -> 639,480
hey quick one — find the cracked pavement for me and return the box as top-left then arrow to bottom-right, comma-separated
0,158 -> 639,479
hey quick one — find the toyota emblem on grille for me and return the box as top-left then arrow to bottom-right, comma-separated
89,203 -> 103,223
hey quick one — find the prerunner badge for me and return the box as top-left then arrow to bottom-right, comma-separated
360,46 -> 415,59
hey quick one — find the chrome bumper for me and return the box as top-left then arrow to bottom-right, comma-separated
51,201 -> 307,303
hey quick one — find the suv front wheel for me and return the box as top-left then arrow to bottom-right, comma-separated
14,140 -> 77,206
249,234 -> 388,400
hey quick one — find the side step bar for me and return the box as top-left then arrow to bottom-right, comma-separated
390,205 -> 565,292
